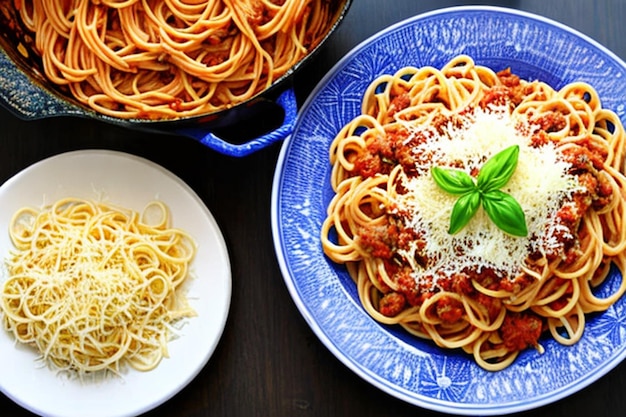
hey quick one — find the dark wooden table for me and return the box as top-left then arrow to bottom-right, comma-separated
2,1 -> 626,416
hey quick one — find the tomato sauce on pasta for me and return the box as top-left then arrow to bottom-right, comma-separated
321,55 -> 626,371
13,0 -> 336,119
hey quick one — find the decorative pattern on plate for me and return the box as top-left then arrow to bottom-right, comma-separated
272,6 -> 626,415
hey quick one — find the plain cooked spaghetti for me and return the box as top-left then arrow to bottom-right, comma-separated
321,55 -> 626,371
15,0 -> 334,119
1,198 -> 197,374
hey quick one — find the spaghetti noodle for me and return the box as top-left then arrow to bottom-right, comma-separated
1,198 -> 197,374
321,55 -> 626,371
14,0 -> 334,119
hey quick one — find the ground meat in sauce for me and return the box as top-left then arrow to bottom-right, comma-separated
349,67 -> 614,358
352,126 -> 422,178
533,111 -> 568,134
379,292 -> 407,317
352,134 -> 394,177
356,224 -> 397,259
479,68 -> 526,108
434,296 -> 464,323
500,312 -> 543,351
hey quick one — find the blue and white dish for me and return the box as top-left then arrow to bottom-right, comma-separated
271,6 -> 626,415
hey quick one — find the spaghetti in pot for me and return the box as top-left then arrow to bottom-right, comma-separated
320,55 -> 626,371
1,198 -> 196,375
14,0 -> 334,119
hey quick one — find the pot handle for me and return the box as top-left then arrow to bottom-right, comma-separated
178,88 -> 297,157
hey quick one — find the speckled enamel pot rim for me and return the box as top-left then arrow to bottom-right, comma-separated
0,0 -> 353,157
271,6 -> 626,415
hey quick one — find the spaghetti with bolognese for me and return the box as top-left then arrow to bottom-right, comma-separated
320,55 -> 626,371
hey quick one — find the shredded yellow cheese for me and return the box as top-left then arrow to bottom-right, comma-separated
395,106 -> 582,281
0,198 -> 197,375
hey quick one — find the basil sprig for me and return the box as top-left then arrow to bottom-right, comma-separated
431,145 -> 528,237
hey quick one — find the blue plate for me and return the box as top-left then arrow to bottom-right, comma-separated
271,6 -> 626,416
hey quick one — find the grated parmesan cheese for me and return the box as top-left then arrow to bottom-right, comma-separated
394,106 -> 583,285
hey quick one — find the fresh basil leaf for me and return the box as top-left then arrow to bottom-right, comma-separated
477,145 -> 519,192
431,166 -> 476,195
449,191 -> 481,234
482,190 -> 528,237
432,144 -> 527,236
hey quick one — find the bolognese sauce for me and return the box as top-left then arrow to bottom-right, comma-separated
322,55 -> 626,370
